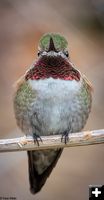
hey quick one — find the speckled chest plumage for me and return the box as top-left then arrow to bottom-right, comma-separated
14,77 -> 92,136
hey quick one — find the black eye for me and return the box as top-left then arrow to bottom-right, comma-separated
64,51 -> 69,57
38,51 -> 41,56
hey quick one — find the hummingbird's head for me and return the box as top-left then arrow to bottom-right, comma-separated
25,33 -> 80,81
38,33 -> 69,59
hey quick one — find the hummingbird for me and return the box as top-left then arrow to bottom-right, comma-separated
13,33 -> 92,194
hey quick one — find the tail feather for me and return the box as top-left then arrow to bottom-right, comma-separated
27,149 -> 63,194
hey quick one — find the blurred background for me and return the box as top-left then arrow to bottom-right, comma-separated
0,0 -> 104,199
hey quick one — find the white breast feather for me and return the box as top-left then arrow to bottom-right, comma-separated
28,78 -> 82,97
28,78 -> 83,134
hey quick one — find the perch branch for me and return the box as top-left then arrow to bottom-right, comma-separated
0,129 -> 104,153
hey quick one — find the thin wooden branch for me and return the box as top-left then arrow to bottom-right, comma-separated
0,129 -> 104,153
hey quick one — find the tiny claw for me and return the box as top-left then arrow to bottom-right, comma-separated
61,131 -> 69,144
33,133 -> 43,146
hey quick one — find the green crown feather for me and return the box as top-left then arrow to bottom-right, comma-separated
39,33 -> 68,51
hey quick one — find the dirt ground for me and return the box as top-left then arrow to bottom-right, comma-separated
0,1 -> 104,200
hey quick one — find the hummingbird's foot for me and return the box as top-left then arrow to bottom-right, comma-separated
61,131 -> 69,144
33,133 -> 42,146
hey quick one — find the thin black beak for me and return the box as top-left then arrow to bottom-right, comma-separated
47,37 -> 57,52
